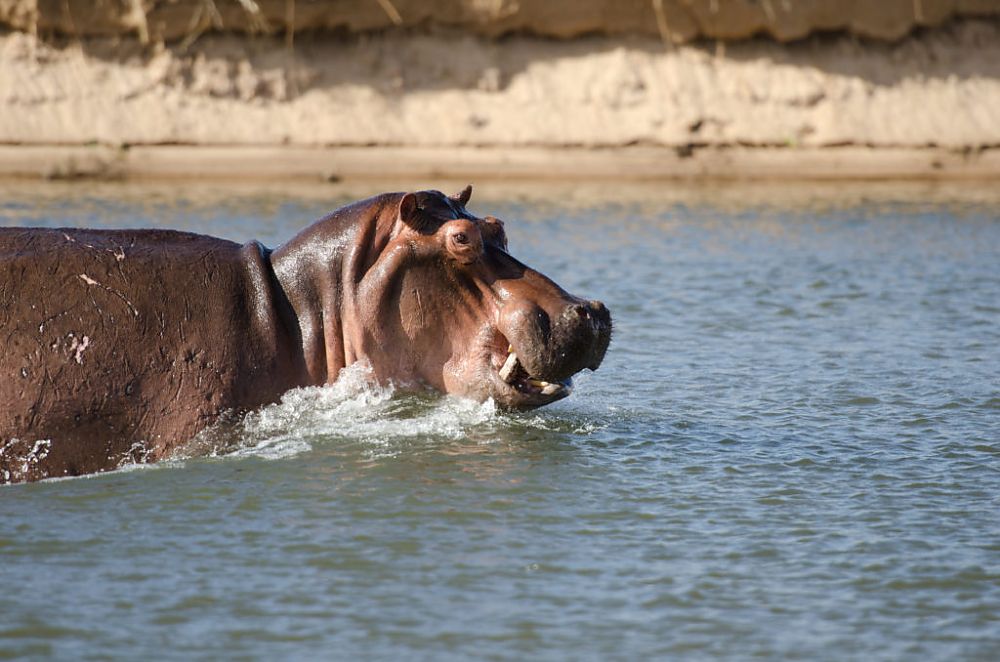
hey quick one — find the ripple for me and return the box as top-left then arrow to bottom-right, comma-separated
4,183 -> 1000,660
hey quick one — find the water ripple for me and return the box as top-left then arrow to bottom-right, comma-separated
2,183 -> 999,660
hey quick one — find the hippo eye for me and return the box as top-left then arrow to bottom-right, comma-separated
453,232 -> 469,245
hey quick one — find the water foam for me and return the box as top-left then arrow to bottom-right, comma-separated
214,363 -> 500,461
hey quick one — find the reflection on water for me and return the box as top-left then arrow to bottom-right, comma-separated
1,181 -> 999,660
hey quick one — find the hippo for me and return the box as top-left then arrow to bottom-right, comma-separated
0,187 -> 611,484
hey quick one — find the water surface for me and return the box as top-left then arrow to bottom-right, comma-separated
1,181 -> 999,660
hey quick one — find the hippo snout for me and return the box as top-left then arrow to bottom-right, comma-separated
575,300 -> 612,370
505,297 -> 611,384
553,299 -> 612,374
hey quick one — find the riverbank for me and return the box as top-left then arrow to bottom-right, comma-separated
3,144 -> 998,182
2,11 -> 999,180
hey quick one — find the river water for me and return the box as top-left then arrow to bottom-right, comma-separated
1,181 -> 998,660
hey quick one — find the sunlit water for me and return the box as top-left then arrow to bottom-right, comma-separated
1,182 -> 998,660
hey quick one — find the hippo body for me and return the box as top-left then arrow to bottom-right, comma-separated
1,188 -> 611,483
0,229 -> 297,481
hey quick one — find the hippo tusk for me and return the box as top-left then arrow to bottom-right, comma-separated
500,348 -> 572,396
499,350 -> 519,383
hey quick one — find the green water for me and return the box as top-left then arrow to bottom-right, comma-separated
1,182 -> 999,660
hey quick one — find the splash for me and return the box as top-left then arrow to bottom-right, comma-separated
0,438 -> 51,483
201,363 -> 500,461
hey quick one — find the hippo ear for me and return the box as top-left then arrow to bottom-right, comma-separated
400,193 -> 418,223
451,185 -> 473,207
399,192 -> 435,233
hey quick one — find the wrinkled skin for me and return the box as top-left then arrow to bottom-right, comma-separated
0,187 -> 611,483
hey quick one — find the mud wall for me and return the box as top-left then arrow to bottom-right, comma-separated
2,1 -> 999,179
2,0 -> 1000,43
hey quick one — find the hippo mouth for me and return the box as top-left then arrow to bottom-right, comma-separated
497,345 -> 573,402
489,336 -> 573,411
486,298 -> 611,409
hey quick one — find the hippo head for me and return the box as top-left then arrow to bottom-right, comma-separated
274,186 -> 611,409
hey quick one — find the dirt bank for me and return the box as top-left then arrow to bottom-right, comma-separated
4,0 -> 999,43
1,4 -> 999,180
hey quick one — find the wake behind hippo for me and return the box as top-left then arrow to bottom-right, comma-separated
1,187 -> 611,484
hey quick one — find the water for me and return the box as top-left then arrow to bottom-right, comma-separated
2,181 -> 999,660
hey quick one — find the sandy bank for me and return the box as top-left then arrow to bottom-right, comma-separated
4,0 -> 999,43
1,10 -> 999,180
3,145 -> 998,182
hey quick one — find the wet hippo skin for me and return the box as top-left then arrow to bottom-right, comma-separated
0,187 -> 611,483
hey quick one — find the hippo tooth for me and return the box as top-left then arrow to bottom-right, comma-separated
499,352 -> 519,383
529,379 -> 566,396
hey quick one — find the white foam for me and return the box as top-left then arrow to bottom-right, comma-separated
225,363 -> 500,461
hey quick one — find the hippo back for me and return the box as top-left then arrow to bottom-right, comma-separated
0,228 -> 294,482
